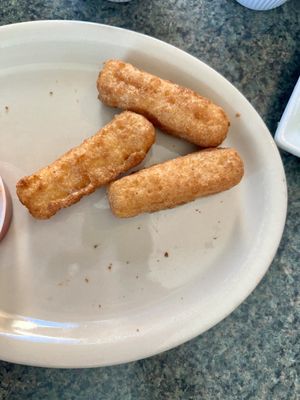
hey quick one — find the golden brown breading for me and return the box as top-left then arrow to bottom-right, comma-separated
108,148 -> 244,218
16,111 -> 155,219
97,60 -> 230,147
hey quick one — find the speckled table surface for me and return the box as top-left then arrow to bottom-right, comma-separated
0,0 -> 299,399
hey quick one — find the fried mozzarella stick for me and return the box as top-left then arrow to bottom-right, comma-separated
97,60 -> 229,147
16,112 -> 155,219
108,148 -> 244,218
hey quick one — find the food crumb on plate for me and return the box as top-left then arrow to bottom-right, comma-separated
108,263 -> 112,270
235,112 -> 241,118
58,279 -> 70,287
136,328 -> 140,332
49,91 -> 53,96
93,244 -> 98,249
164,251 -> 169,258
85,278 -> 89,283
5,106 -> 9,112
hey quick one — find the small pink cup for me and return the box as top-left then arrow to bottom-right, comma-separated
0,177 -> 13,241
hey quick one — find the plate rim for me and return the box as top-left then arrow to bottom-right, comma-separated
0,20 -> 287,368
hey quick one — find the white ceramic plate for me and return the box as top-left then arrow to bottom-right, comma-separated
275,76 -> 300,157
0,21 -> 287,368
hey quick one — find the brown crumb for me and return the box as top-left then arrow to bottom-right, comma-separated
93,244 -> 98,249
164,252 -> 169,258
5,106 -> 9,112
137,226 -> 141,230
136,275 -> 139,279
98,304 -> 102,308
157,259 -> 160,263
235,112 -> 241,118
49,91 -> 53,96
126,261 -> 130,264
85,278 -> 89,283
217,220 -> 220,224
58,279 -> 70,287
136,328 -> 140,332
220,201 -> 223,204
108,263 -> 112,270
181,297 -> 184,300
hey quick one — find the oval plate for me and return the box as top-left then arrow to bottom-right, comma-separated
0,21 -> 287,368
